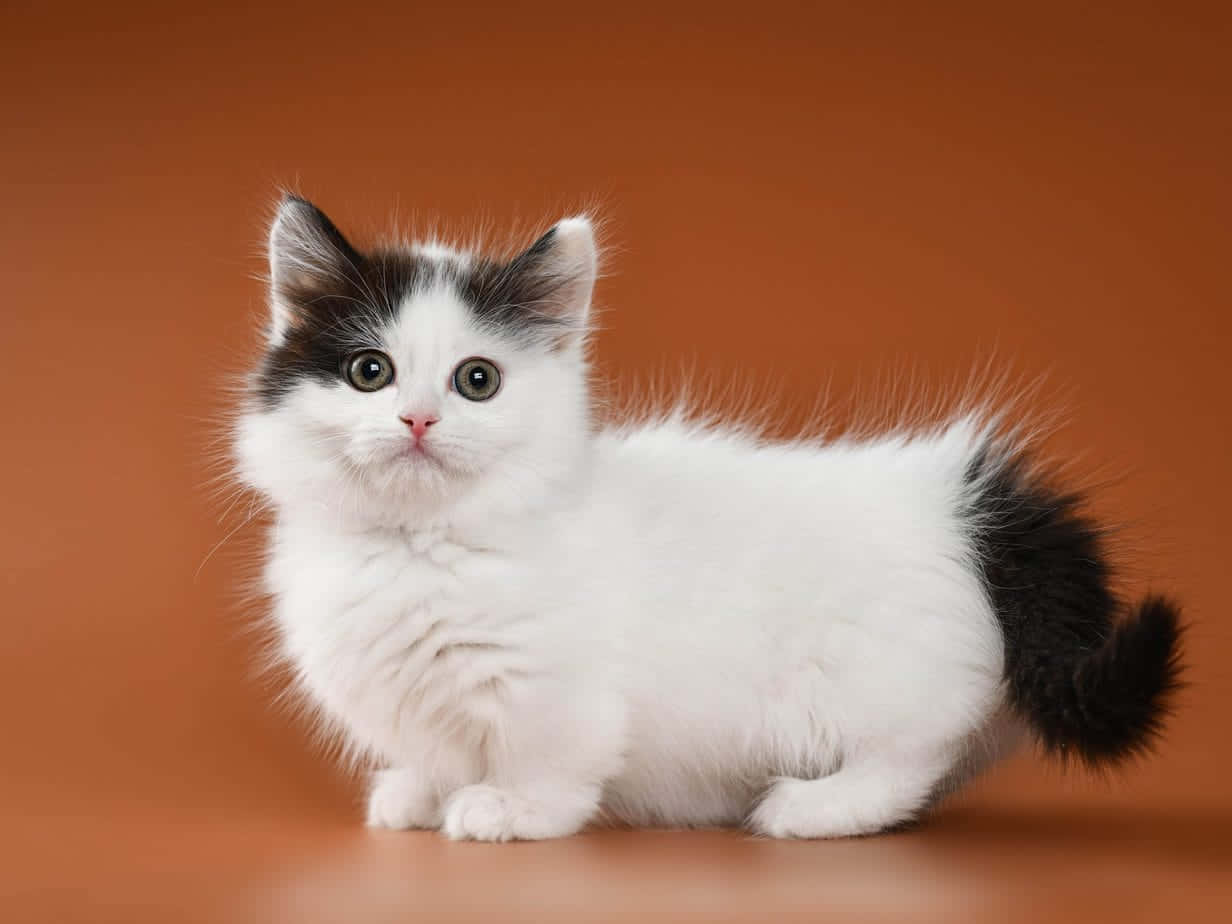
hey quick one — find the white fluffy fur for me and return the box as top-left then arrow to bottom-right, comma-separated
235,213 -> 1020,840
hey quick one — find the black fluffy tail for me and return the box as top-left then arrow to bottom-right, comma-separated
966,449 -> 1183,765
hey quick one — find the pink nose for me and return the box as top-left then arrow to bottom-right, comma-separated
400,414 -> 439,440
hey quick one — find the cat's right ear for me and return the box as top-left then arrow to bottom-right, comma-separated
267,195 -> 362,342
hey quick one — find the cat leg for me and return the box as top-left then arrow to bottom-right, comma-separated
367,742 -> 480,831
440,684 -> 625,842
366,767 -> 440,830
442,779 -> 604,842
748,745 -> 954,838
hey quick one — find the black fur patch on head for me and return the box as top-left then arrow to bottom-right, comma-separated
965,448 -> 1183,766
461,228 -> 581,344
256,243 -> 431,407
255,201 -> 579,407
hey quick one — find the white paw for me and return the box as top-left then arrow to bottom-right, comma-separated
749,778 -> 819,839
749,776 -> 907,839
441,784 -> 589,842
366,768 -> 439,830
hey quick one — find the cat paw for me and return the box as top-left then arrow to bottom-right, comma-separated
366,768 -> 439,830
749,777 -> 818,838
441,784 -> 590,842
748,775 -> 911,839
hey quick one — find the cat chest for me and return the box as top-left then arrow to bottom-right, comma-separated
272,536 -> 533,753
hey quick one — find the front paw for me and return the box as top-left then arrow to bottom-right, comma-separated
441,784 -> 591,842
366,768 -> 440,830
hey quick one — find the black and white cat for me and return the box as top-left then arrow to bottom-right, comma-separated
233,195 -> 1181,840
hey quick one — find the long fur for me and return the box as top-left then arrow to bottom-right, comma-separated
230,195 -> 1182,840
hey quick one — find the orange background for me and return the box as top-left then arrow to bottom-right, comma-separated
3,2 -> 1229,921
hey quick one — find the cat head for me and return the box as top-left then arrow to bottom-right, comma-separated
234,196 -> 598,529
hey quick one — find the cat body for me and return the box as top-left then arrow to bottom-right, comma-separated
234,197 -> 1180,840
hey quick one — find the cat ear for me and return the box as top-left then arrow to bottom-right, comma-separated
492,216 -> 598,340
520,217 -> 597,323
266,195 -> 363,342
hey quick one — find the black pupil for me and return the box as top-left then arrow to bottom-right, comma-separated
468,367 -> 488,388
361,359 -> 382,380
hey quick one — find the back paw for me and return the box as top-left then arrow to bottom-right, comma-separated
748,759 -> 945,839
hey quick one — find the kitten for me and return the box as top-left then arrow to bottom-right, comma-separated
233,195 -> 1182,840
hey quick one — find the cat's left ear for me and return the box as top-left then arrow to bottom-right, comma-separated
518,217 -> 598,327
473,217 -> 598,345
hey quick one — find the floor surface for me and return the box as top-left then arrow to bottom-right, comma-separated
8,778 -> 1231,922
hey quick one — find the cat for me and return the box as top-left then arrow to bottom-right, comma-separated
232,194 -> 1182,840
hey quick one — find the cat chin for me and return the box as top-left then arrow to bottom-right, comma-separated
399,441 -> 447,467
351,436 -> 454,476
356,451 -> 472,504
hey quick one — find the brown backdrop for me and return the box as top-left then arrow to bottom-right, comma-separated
3,2 -> 1229,921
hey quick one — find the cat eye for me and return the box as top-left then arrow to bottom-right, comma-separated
453,358 -> 501,401
345,350 -> 395,392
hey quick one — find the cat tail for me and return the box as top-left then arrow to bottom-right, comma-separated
965,445 -> 1184,766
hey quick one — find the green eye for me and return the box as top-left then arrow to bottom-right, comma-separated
345,350 -> 394,392
453,358 -> 501,401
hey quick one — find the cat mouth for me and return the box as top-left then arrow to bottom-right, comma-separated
400,440 -> 444,468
